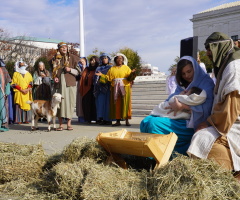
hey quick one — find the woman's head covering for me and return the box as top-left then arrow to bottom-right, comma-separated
78,57 -> 88,73
37,61 -> 49,76
169,56 -> 215,130
15,59 -> 28,74
176,56 -> 207,90
112,53 -> 128,66
79,57 -> 88,66
0,58 -> 6,67
99,53 -> 111,65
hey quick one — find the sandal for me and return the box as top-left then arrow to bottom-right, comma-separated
67,126 -> 73,131
112,122 -> 121,126
56,127 -> 63,131
125,123 -> 131,126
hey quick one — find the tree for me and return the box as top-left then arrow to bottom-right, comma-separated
67,42 -> 80,56
33,57 -> 51,72
0,28 -> 41,69
87,48 -> 105,61
168,56 -> 180,73
5,61 -> 15,78
112,47 -> 142,75
199,50 -> 213,73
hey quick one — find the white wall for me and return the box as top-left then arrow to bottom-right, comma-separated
191,5 -> 240,50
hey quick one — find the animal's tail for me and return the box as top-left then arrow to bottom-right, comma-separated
26,100 -> 33,104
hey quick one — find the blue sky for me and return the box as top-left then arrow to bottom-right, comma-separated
0,0 -> 238,74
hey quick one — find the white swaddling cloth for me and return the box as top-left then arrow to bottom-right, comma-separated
150,90 -> 207,119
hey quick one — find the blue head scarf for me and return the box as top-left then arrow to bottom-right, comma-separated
168,56 -> 215,130
78,57 -> 88,72
0,59 -> 6,67
99,53 -> 111,65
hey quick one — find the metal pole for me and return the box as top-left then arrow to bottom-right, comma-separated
79,0 -> 85,57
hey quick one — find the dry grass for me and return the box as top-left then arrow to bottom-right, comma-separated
0,138 -> 240,200
148,155 -> 240,200
81,159 -> 148,200
0,142 -> 46,183
0,179 -> 59,200
42,157 -> 148,200
62,137 -> 108,163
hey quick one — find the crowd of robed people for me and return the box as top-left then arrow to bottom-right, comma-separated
0,32 -> 240,180
0,42 -> 137,132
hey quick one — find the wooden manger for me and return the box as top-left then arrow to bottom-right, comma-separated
96,129 -> 178,170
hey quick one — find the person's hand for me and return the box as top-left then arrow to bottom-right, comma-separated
166,97 -> 182,116
21,89 -> 29,94
179,90 -> 187,95
132,69 -> 136,73
195,121 -> 209,132
41,73 -> 46,77
54,77 -> 59,83
95,71 -> 102,76
64,67 -> 71,72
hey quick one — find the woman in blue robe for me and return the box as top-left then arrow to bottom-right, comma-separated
94,53 -> 112,125
0,59 -> 11,131
140,56 -> 215,155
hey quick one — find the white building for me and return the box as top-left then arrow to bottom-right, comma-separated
140,63 -> 160,76
191,1 -> 240,50
9,36 -> 64,49
0,36 -> 65,66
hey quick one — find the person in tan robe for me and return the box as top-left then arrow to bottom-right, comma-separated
187,32 -> 240,178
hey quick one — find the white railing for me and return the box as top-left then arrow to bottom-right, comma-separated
135,75 -> 167,82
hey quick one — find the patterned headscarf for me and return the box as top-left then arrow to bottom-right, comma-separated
205,32 -> 240,92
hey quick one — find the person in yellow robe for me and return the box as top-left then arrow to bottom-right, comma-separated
95,53 -> 136,126
11,60 -> 33,123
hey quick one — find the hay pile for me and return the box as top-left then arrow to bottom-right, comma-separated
61,137 -> 108,163
0,137 -> 240,200
0,142 -> 46,183
148,156 -> 240,200
0,179 -> 59,200
43,157 -> 148,199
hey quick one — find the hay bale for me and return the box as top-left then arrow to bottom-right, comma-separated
148,155 -> 240,200
42,158 -> 148,200
42,153 -> 62,171
0,179 -> 60,200
42,158 -> 95,199
0,142 -> 46,183
62,137 -> 108,163
81,161 -> 149,200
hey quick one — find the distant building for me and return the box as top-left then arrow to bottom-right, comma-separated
140,64 -> 159,76
0,36 -> 64,66
191,1 -> 240,50
9,36 -> 64,49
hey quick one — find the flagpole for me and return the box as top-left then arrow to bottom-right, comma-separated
79,0 -> 85,57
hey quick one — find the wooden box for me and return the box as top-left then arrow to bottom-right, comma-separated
96,129 -> 178,169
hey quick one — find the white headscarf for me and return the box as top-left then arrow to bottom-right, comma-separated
112,53 -> 128,66
15,59 -> 28,74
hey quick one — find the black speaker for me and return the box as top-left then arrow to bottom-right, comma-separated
180,36 -> 198,60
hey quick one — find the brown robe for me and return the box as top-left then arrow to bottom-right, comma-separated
51,53 -> 79,89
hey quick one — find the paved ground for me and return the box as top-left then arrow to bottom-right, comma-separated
0,115 -> 144,155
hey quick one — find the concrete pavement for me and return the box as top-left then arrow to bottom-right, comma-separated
0,115 -> 145,155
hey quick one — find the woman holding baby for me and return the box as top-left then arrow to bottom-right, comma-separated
140,56 -> 215,155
